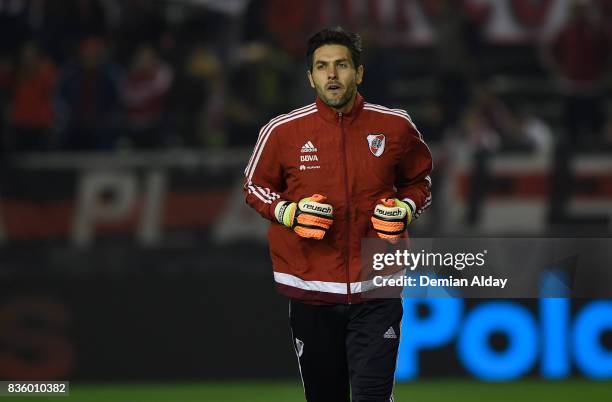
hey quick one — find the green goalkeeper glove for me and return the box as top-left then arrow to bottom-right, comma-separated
371,198 -> 413,242
274,194 -> 334,240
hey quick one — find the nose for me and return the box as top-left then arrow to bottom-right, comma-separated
327,64 -> 337,79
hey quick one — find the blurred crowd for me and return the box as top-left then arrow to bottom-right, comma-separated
0,0 -> 610,153
0,0 -> 319,153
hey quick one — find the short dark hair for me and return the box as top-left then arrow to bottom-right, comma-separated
306,27 -> 362,72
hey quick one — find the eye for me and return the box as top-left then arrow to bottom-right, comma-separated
339,63 -> 348,68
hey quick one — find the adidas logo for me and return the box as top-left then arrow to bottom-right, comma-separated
383,326 -> 397,339
301,141 -> 317,153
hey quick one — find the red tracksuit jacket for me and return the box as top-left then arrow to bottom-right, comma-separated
244,93 -> 432,304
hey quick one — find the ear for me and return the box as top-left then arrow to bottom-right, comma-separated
307,70 -> 315,89
356,65 -> 364,85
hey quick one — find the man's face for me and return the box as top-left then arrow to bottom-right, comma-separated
308,44 -> 363,112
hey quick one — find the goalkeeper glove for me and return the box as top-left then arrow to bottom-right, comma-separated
274,194 -> 333,240
371,198 -> 413,242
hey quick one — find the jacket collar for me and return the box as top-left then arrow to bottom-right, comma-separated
315,92 -> 364,124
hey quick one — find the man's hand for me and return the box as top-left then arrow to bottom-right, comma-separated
371,198 -> 413,242
275,194 -> 333,239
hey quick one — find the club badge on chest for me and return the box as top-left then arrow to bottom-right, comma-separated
367,133 -> 386,157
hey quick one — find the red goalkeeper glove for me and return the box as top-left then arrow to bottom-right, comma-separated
275,194 -> 334,240
371,198 -> 413,242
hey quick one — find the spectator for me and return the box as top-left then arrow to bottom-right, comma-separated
430,0 -> 485,130
469,85 -> 553,154
57,37 -> 120,150
9,42 -> 58,151
460,104 -> 501,153
505,106 -> 554,154
226,42 -> 292,147
453,85 -> 512,226
457,104 -> 498,226
544,0 -> 611,148
120,44 -> 174,149
173,44 -> 225,147
469,85 -> 511,147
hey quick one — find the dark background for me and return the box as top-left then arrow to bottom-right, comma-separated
1,0 -> 611,383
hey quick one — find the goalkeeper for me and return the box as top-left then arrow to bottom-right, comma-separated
244,27 -> 432,402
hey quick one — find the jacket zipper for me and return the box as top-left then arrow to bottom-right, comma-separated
339,112 -> 351,304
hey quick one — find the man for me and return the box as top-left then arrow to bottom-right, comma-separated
545,0 -> 609,148
244,27 -> 432,402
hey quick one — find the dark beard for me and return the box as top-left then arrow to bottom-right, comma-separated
319,85 -> 355,110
